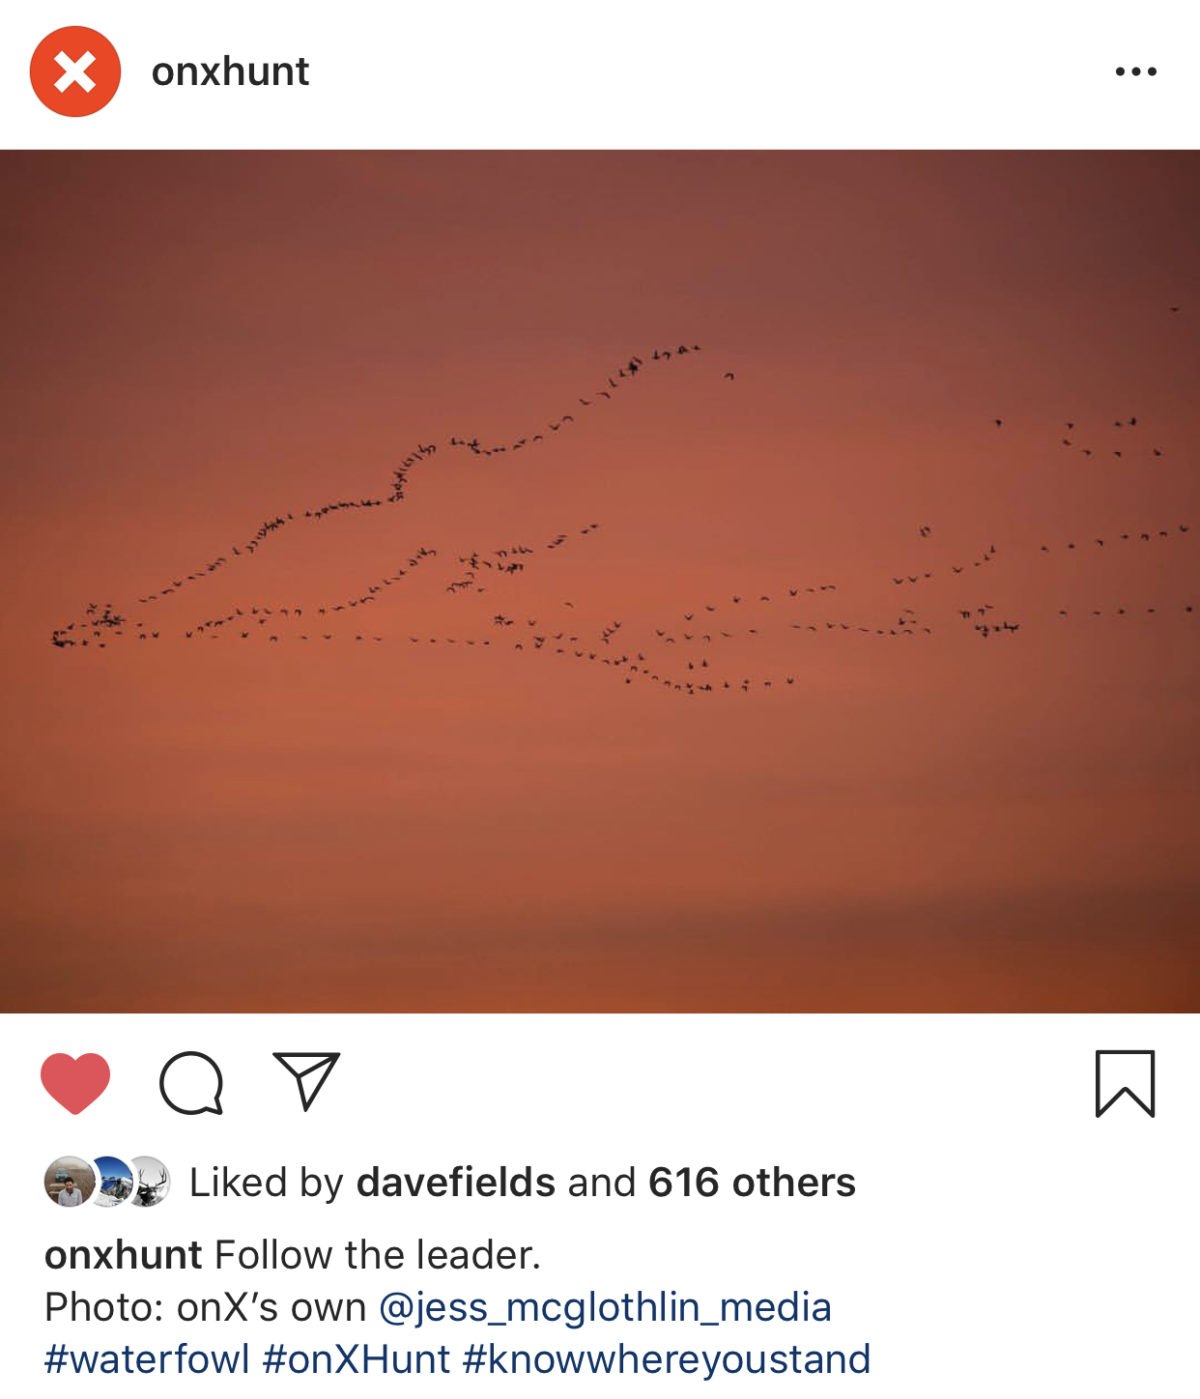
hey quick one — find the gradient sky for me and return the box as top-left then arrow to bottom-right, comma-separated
1,151 -> 1197,1011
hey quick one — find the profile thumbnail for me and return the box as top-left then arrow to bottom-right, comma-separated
93,1155 -> 134,1206
132,1155 -> 171,1208
44,1157 -> 95,1207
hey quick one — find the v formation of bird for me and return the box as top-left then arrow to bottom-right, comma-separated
48,332 -> 1195,697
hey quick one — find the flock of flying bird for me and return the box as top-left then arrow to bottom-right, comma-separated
48,342 -> 1196,696
995,411 -> 1167,465
108,345 -> 700,615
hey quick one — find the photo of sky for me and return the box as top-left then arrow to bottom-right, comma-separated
1,151 -> 1196,1011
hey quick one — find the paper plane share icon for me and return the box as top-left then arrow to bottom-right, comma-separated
273,1052 -> 340,1112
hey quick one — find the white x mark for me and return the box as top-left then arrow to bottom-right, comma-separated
54,50 -> 96,93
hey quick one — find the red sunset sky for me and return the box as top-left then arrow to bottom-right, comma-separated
1,151 -> 1197,1011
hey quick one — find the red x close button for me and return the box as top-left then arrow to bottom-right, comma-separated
30,26 -> 121,117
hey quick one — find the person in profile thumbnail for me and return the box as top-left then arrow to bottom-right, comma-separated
57,1177 -> 83,1207
44,1155 -> 96,1207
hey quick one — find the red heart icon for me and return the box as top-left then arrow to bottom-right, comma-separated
41,1053 -> 110,1114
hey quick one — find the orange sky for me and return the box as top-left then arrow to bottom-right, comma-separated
1,151 -> 1197,1011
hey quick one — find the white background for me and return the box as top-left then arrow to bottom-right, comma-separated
0,0 -> 1198,148
3,3 -> 1196,1393
2,1014 -> 1195,1394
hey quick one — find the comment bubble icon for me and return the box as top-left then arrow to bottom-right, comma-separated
159,1051 -> 224,1116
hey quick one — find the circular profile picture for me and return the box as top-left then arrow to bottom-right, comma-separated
93,1155 -> 135,1206
132,1156 -> 171,1208
45,1156 -> 96,1208
29,27 -> 122,118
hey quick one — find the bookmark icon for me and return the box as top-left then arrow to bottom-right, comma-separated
273,1052 -> 340,1112
1095,1050 -> 1155,1118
